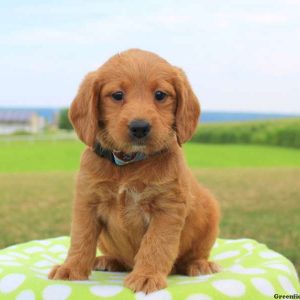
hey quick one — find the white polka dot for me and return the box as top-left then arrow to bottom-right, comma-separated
30,267 -> 51,275
36,240 -> 51,246
278,275 -> 297,294
42,285 -> 72,300
8,252 -> 29,259
135,290 -> 172,300
0,261 -> 22,266
243,243 -> 255,251
41,254 -> 60,264
259,251 -> 281,259
58,254 -> 67,260
55,237 -> 68,241
212,279 -> 246,297
229,264 -> 265,274
265,263 -> 291,274
16,289 -> 35,300
186,294 -> 212,300
0,274 -> 26,294
24,246 -> 44,254
34,260 -> 53,268
48,245 -> 67,253
251,277 -> 275,296
0,254 -> 16,261
90,285 -> 123,297
225,239 -> 248,244
213,250 -> 240,260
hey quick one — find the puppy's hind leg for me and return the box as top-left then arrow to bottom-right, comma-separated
176,249 -> 221,276
176,224 -> 221,276
176,247 -> 221,276
183,259 -> 220,276
93,256 -> 127,272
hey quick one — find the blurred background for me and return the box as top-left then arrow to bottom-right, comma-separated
0,0 -> 299,274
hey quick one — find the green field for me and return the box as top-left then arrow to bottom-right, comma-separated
0,139 -> 299,275
1,139 -> 300,172
0,140 -> 84,172
192,117 -> 300,148
184,143 -> 300,168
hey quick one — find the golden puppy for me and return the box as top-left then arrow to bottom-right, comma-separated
48,49 -> 220,293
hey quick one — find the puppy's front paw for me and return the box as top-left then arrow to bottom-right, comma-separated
124,271 -> 167,293
48,264 -> 89,280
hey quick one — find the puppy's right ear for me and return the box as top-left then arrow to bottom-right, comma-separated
173,67 -> 200,145
69,71 -> 100,147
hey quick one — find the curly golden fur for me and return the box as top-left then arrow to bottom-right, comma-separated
48,49 -> 220,293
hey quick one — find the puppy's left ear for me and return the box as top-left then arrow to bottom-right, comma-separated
173,67 -> 200,145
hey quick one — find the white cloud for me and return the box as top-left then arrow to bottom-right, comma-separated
0,13 -> 194,47
0,0 -> 299,112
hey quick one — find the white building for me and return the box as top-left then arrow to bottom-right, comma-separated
0,110 -> 45,134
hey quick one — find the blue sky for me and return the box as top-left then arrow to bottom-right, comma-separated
0,0 -> 299,113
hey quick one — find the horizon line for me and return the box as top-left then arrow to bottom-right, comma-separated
0,106 -> 299,116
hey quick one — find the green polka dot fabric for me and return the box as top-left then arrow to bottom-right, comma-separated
0,237 -> 299,299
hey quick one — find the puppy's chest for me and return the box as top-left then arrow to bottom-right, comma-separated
97,185 -> 155,229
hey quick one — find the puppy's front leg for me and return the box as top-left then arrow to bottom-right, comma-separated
124,201 -> 186,293
48,193 -> 101,280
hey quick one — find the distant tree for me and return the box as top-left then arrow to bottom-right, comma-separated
58,108 -> 73,130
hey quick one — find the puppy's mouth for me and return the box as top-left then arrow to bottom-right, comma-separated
124,141 -> 147,155
130,136 -> 148,146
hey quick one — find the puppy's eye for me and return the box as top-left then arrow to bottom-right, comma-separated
154,91 -> 167,101
111,91 -> 124,101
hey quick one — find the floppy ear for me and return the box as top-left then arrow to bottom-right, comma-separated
173,67 -> 201,145
69,71 -> 100,147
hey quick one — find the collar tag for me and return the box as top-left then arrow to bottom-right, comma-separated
112,151 -> 146,166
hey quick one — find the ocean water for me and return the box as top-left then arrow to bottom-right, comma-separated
0,107 -> 298,124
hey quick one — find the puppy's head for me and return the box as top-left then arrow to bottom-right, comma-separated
69,49 -> 200,154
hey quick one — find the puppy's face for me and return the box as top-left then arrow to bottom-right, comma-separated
98,53 -> 177,154
69,49 -> 200,154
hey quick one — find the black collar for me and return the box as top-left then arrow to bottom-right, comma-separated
93,142 -> 148,166
93,142 -> 115,164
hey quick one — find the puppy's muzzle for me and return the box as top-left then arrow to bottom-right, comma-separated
128,119 -> 151,139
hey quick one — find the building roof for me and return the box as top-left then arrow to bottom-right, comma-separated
0,110 -> 35,123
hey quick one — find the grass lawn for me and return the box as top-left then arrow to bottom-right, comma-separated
0,139 -> 299,274
0,140 -> 84,172
0,169 -> 299,275
185,143 -> 300,168
1,139 -> 300,172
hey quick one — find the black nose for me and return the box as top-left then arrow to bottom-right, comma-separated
129,120 -> 151,139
